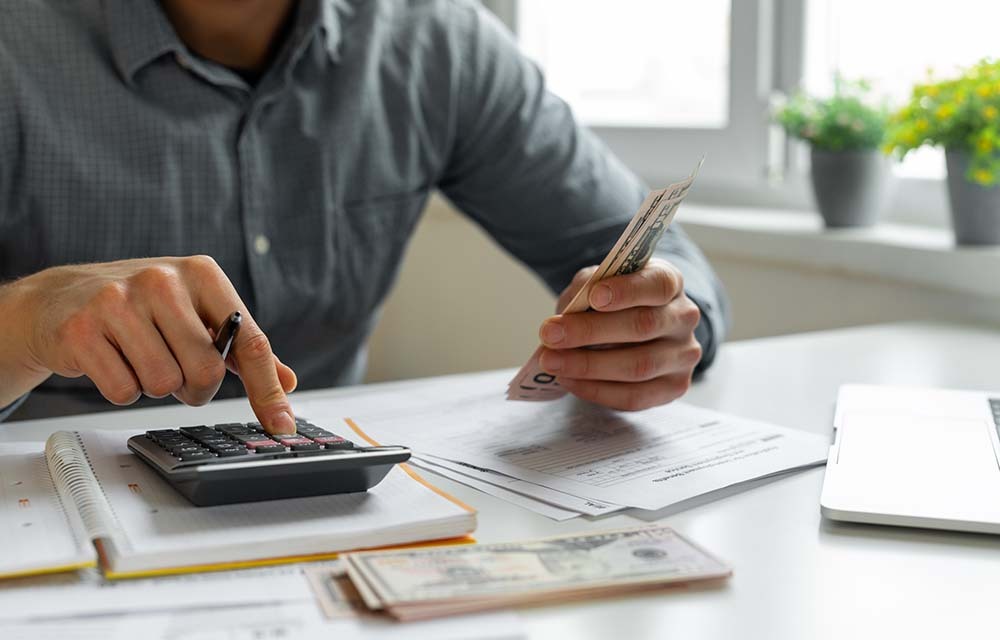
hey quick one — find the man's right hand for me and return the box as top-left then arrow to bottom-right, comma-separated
0,256 -> 298,433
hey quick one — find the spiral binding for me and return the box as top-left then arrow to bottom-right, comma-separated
44,431 -> 123,547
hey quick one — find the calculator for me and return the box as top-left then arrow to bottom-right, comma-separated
127,417 -> 410,506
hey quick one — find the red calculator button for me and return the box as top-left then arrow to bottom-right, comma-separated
246,440 -> 285,450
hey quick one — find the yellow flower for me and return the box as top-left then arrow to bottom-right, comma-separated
902,129 -> 918,145
935,103 -> 956,119
972,168 -> 993,185
925,85 -> 941,98
915,118 -> 930,132
984,105 -> 999,120
976,84 -> 993,98
977,137 -> 993,153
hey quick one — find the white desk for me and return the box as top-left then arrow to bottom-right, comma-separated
4,322 -> 1000,639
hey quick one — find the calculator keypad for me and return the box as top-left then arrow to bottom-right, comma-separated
145,420 -> 355,465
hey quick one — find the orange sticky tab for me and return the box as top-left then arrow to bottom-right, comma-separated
343,418 -> 477,514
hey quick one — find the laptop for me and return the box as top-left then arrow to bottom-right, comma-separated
820,384 -> 1000,534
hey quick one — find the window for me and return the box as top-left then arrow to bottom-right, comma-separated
498,0 -> 990,226
504,1 -> 774,189
518,0 -> 730,129
805,0 -> 1000,180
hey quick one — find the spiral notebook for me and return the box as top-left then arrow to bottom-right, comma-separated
0,429 -> 476,580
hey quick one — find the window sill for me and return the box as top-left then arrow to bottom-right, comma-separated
680,205 -> 1000,299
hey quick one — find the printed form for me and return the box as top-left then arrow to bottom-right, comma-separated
302,391 -> 829,511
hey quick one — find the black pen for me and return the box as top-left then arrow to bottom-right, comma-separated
213,311 -> 242,361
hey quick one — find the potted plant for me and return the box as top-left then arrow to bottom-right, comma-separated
885,58 -> 1000,246
775,77 -> 892,228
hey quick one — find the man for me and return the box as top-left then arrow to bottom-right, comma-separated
0,0 -> 729,433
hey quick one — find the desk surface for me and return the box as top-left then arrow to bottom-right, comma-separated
4,322 -> 1000,639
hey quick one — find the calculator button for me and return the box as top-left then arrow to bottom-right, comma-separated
152,433 -> 185,442
249,444 -> 286,454
312,436 -> 353,449
148,429 -> 179,437
245,440 -> 283,449
214,448 -> 249,457
179,426 -> 214,436
179,451 -> 215,461
290,443 -> 322,452
296,428 -> 328,437
231,433 -> 273,443
207,442 -> 243,452
170,446 -> 206,456
273,436 -> 312,446
217,425 -> 252,434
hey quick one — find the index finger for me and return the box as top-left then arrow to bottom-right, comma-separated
230,323 -> 296,434
588,259 -> 684,312
186,257 -> 296,434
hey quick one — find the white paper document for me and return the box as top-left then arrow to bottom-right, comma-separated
414,454 -> 625,517
0,601 -> 525,640
304,391 -> 828,511
409,457 -> 582,521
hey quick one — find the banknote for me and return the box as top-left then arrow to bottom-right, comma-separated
303,560 -> 370,620
507,160 -> 703,401
341,525 -> 729,620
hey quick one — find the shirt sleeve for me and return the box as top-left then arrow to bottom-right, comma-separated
438,2 -> 730,369
0,38 -> 14,224
0,394 -> 27,423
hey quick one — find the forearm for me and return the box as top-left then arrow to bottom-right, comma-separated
0,278 -> 50,409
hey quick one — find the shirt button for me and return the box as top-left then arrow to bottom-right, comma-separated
253,235 -> 271,256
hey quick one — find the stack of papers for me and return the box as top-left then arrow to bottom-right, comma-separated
298,373 -> 829,520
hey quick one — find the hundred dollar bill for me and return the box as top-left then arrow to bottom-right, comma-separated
342,525 -> 729,620
507,159 -> 703,401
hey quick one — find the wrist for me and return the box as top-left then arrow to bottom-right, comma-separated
0,277 -> 52,405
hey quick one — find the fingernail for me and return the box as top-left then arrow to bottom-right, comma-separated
591,285 -> 613,309
540,350 -> 563,372
541,320 -> 566,345
270,411 -> 296,434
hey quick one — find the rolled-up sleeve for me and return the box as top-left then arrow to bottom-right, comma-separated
437,3 -> 730,370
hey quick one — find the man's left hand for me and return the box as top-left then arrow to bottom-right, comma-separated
538,258 -> 703,411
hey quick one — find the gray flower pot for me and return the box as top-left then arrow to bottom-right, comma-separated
810,148 -> 891,228
945,150 -> 1000,246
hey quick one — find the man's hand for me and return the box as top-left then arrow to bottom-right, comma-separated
0,257 -> 297,433
537,258 -> 702,411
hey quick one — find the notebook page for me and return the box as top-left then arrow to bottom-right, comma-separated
0,443 -> 95,578
76,430 -> 474,573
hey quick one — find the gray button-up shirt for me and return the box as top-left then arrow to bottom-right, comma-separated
0,0 -> 729,421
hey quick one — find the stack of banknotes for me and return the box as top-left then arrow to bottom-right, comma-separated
306,525 -> 730,622
507,159 -> 702,401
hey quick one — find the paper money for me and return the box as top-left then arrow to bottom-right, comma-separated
507,159 -> 703,401
341,525 -> 729,621
304,560 -> 370,620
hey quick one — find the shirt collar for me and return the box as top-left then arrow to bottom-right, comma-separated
104,0 -> 183,86
104,0 -> 349,86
